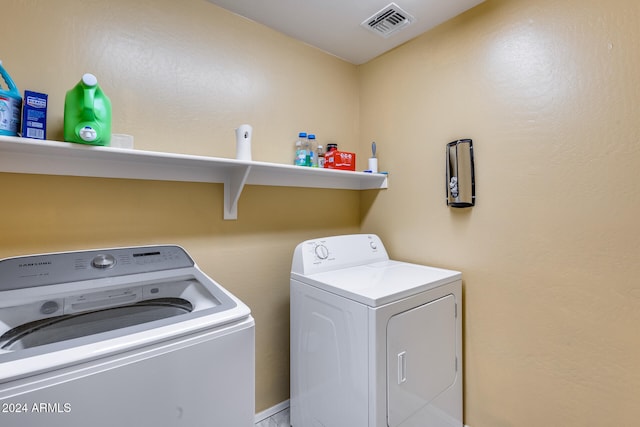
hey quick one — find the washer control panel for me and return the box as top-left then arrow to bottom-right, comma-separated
0,245 -> 194,291
291,234 -> 389,275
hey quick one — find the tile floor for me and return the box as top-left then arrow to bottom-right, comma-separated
255,407 -> 290,427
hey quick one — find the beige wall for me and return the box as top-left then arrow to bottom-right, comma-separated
1,0 -> 361,413
3,0 -> 640,424
359,0 -> 640,426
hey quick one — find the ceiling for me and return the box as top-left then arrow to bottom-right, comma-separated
206,0 -> 485,65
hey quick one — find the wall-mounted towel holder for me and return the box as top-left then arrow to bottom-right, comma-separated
446,138 -> 475,208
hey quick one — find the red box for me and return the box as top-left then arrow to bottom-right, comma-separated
324,150 -> 356,171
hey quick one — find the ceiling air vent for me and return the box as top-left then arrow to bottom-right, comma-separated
361,3 -> 415,38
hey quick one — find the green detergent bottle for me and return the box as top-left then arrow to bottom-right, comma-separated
0,60 -> 23,137
64,73 -> 111,145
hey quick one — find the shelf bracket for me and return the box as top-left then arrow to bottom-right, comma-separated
224,165 -> 252,220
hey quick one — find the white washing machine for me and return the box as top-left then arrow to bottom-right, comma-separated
0,245 -> 255,427
290,234 -> 462,427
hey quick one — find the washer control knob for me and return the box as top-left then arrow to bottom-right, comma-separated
370,241 -> 378,250
40,300 -> 60,315
314,244 -> 329,260
91,254 -> 116,269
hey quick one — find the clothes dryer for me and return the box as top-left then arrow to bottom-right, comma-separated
290,234 -> 462,427
0,245 -> 254,427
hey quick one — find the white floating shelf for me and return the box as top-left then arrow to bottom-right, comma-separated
0,136 -> 388,220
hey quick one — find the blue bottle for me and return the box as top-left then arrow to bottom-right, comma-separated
0,60 -> 22,137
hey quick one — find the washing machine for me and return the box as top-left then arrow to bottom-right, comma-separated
290,234 -> 462,427
0,245 -> 255,427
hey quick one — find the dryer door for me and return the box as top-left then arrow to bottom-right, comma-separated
387,294 -> 457,427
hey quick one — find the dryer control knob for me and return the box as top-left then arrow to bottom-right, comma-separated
92,254 -> 116,269
370,241 -> 378,250
314,244 -> 329,260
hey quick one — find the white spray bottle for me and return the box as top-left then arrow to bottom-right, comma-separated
235,124 -> 252,161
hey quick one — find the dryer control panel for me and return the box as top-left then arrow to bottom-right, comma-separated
291,234 -> 389,276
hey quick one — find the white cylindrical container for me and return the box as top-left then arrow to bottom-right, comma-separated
368,157 -> 378,173
235,124 -> 252,161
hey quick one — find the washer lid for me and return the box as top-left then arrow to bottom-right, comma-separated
292,260 -> 461,307
0,298 -> 193,351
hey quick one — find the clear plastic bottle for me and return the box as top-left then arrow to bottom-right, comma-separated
294,132 -> 307,166
307,134 -> 316,167
317,144 -> 325,168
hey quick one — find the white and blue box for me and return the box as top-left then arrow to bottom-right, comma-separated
22,90 -> 48,140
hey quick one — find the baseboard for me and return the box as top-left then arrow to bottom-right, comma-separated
254,401 -> 467,426
254,399 -> 290,423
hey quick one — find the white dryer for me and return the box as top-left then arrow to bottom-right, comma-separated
290,234 -> 462,427
0,245 -> 254,427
